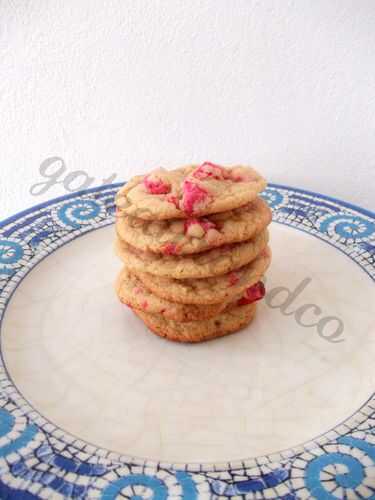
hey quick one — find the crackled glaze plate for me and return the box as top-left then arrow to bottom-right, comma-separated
0,183 -> 374,499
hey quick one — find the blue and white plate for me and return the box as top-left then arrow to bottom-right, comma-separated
0,183 -> 374,499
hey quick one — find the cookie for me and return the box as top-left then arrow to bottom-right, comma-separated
116,267 -> 226,321
115,230 -> 269,279
135,303 -> 257,342
132,247 -> 271,305
115,162 -> 267,220
116,266 -> 266,322
116,197 -> 272,255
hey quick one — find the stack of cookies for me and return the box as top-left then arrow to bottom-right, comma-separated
115,162 -> 272,343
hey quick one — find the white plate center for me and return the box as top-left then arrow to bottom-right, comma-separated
2,224 -> 374,463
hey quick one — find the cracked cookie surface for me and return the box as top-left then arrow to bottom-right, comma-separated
135,303 -> 257,342
116,197 -> 271,255
115,230 -> 269,279
116,267 -> 227,321
116,163 -> 267,220
116,267 -> 266,322
132,247 -> 271,304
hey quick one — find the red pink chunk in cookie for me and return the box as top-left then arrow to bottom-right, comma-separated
143,171 -> 171,194
237,281 -> 265,305
180,180 -> 210,215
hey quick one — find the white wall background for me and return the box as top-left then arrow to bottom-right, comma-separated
1,0 -> 374,219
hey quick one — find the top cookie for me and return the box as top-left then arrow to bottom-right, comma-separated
116,162 -> 267,220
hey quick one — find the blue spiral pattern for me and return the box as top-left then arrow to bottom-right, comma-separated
54,199 -> 104,229
99,469 -> 199,499
0,409 -> 39,458
0,239 -> 24,265
0,238 -> 32,279
101,474 -> 170,500
303,436 -> 375,499
260,189 -> 287,209
319,213 -> 375,240
306,453 -> 364,498
0,185 -> 373,498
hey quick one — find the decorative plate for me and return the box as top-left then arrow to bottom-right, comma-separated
0,183 -> 374,500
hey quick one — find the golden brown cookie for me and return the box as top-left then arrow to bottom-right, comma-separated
132,247 -> 271,304
116,267 -> 227,321
135,303 -> 257,342
115,230 -> 269,279
116,197 -> 272,255
115,163 -> 267,220
116,267 -> 266,322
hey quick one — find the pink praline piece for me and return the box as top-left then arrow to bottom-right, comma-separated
143,174 -> 171,194
238,282 -> 265,305
191,162 -> 227,180
181,180 -> 209,215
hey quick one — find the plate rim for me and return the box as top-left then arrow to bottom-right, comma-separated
1,181 -> 373,231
